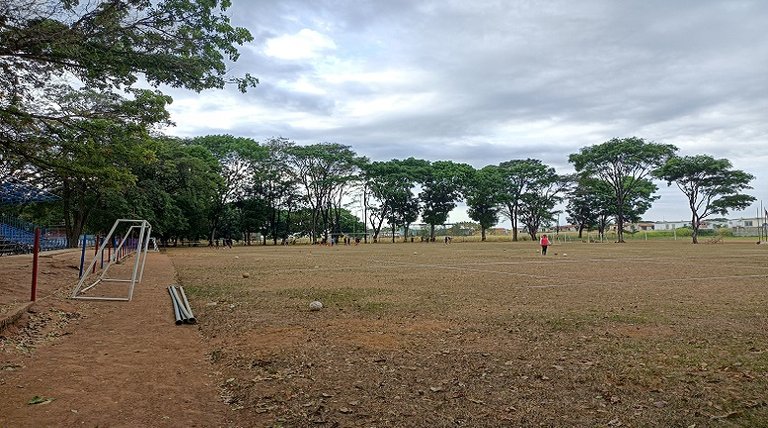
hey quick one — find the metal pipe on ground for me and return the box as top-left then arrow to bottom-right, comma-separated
168,286 -> 183,325
177,286 -> 196,324
170,285 -> 196,324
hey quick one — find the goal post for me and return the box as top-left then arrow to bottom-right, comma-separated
71,219 -> 152,301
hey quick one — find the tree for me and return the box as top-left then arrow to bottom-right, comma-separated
2,0 -> 256,158
517,173 -> 571,240
566,178 -> 601,238
388,186 -> 420,242
361,161 -> 392,243
27,89 -> 171,246
654,155 -> 755,243
87,137 -> 221,245
465,166 -> 503,241
288,144 -> 360,243
191,135 -> 266,245
361,159 -> 413,243
498,159 -> 552,241
252,138 -> 299,245
336,208 -> 365,237
566,178 -> 619,240
569,137 -> 676,242
364,158 -> 427,243
1,0 -> 256,244
420,161 -> 473,241
0,0 -> 255,98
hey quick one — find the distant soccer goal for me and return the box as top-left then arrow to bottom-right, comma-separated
70,219 -> 152,301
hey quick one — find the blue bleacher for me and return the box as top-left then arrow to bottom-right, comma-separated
0,221 -> 68,255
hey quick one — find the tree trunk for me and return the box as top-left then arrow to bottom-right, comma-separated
285,207 -> 292,243
691,212 -> 699,244
63,180 -> 93,248
363,188 -> 369,244
510,204 -> 519,242
615,196 -> 625,242
481,226 -> 487,241
271,205 -> 278,245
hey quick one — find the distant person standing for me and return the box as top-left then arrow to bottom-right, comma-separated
540,234 -> 550,255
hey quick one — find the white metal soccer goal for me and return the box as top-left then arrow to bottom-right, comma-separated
70,219 -> 153,301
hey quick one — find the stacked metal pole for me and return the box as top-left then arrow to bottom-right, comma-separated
167,285 -> 196,325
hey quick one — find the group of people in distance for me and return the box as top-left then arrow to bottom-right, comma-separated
212,238 -> 233,248
319,235 -> 361,246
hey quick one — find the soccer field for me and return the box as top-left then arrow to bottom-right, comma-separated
170,240 -> 768,427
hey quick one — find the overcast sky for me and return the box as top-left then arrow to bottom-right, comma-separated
160,0 -> 768,224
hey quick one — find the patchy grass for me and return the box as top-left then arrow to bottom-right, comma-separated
169,240 -> 768,427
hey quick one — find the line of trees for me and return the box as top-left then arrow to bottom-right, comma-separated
1,1 -> 757,246
3,133 -> 757,246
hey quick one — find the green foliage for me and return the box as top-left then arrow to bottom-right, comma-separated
287,143 -> 363,242
654,154 -> 755,243
420,160 -> 474,238
0,0 -> 255,93
465,165 -> 503,240
85,137 -> 221,242
716,227 -> 734,238
363,158 -> 427,242
1,0 -> 256,244
569,137 -> 677,242
494,158 -> 572,240
188,135 -> 266,243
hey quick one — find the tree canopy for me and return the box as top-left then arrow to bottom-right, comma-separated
654,155 -> 755,243
569,137 -> 676,242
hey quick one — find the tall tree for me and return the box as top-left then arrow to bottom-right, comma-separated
365,158 -> 427,243
654,155 -> 755,243
518,173 -> 571,240
2,0 -> 256,159
420,161 -> 473,241
566,178 -> 601,238
1,0 -> 256,243
498,159 -> 552,241
288,144 -> 360,243
191,135 -> 266,245
465,166 -> 503,241
34,90 -> 170,246
566,176 -> 622,240
252,137 -> 299,245
569,137 -> 676,242
89,137 -> 221,245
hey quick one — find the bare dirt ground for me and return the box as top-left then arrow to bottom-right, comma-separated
0,250 -> 230,427
1,240 -> 768,427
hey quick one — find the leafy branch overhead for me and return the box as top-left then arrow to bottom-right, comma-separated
1,0 -> 258,168
0,0 -> 256,93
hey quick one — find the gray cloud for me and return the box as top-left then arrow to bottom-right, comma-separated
161,0 -> 768,220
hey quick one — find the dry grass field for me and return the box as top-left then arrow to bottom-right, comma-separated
168,240 -> 768,427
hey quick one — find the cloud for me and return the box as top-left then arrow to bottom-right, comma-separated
158,0 -> 768,221
264,28 -> 337,60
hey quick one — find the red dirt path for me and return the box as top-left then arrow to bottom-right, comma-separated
0,251 -> 229,427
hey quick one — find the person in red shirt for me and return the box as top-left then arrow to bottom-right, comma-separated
540,234 -> 550,255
